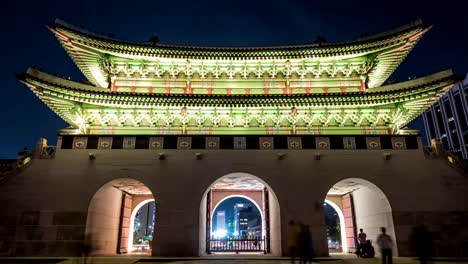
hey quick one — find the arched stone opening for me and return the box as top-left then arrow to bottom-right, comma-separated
324,178 -> 397,256
324,199 -> 347,253
128,199 -> 156,254
199,172 -> 281,256
85,178 -> 155,255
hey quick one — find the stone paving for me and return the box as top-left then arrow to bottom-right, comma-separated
53,257 -> 468,264
0,256 -> 466,264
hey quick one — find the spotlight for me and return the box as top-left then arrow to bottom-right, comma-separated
88,153 -> 96,160
158,153 -> 166,160
383,153 -> 391,160
195,153 -> 203,160
314,153 -> 321,160
277,153 -> 285,160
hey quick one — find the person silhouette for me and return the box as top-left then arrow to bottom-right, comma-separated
288,220 -> 301,264
409,224 -> 433,264
357,228 -> 367,256
299,224 -> 313,264
377,227 -> 393,264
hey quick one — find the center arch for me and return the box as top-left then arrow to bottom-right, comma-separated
199,172 -> 282,256
211,194 -> 265,239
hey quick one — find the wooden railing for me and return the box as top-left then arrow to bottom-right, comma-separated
208,237 -> 266,253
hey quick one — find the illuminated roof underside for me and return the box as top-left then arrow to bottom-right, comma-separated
49,19 -> 430,90
19,68 -> 456,135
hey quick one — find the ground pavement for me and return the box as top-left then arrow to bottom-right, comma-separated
0,257 -> 467,264
50,257 -> 468,264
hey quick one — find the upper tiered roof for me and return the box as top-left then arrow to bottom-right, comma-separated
49,19 -> 431,89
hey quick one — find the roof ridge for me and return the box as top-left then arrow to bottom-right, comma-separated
51,18 -> 429,50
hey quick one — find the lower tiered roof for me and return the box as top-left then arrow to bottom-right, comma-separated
18,68 -> 457,135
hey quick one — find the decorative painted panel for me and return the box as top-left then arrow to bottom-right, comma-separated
233,137 -> 246,150
177,137 -> 192,149
287,137 -> 302,150
343,137 -> 356,149
259,137 -> 274,150
72,137 -> 88,149
391,137 -> 407,149
366,137 -> 381,150
205,137 -> 220,150
98,137 -> 112,149
315,137 -> 330,150
149,137 -> 164,149
123,137 -> 136,149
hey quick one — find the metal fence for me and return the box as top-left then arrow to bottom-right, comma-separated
208,237 -> 266,253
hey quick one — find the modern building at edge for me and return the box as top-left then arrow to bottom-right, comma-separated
1,18 -> 467,257
423,75 -> 468,159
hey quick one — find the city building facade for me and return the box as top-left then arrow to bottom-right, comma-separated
423,75 -> 468,158
215,211 -> 226,232
1,19 -> 467,258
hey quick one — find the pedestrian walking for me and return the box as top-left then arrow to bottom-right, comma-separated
288,220 -> 301,264
299,224 -> 314,264
79,233 -> 93,264
377,227 -> 393,264
409,224 -> 433,264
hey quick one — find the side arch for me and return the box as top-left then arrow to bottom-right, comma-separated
85,178 -> 155,255
324,178 -> 397,256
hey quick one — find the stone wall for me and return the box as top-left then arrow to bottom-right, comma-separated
0,211 -> 86,256
393,211 -> 468,257
0,143 -> 467,257
85,182 -> 123,255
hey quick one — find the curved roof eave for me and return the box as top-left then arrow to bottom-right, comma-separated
19,68 -> 455,103
51,18 -> 428,52
18,68 -> 456,130
48,19 -> 431,88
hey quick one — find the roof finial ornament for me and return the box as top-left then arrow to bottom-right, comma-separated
313,35 -> 327,46
148,34 -> 160,46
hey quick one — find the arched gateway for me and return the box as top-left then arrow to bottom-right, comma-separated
7,18 -> 468,258
199,173 -> 282,256
324,178 -> 396,256
85,178 -> 156,255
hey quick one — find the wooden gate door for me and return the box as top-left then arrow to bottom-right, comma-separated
263,187 -> 270,253
118,193 -> 133,254
205,190 -> 212,254
342,193 -> 356,253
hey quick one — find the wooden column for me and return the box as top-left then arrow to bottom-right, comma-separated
342,193 -> 356,253
117,193 -> 133,254
263,187 -> 270,253
206,190 -> 212,254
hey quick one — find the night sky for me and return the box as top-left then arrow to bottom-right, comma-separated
1,0 -> 467,158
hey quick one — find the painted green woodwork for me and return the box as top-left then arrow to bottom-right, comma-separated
19,68 -> 455,135
49,19 -> 430,91
18,19 -> 456,136
170,88 -> 185,94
